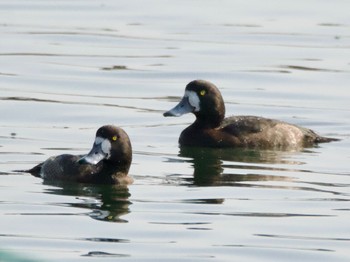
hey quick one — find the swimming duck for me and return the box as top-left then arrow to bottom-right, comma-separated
26,125 -> 133,184
164,80 -> 338,149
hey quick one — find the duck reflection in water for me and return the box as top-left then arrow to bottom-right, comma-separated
177,147 -> 302,187
43,181 -> 131,223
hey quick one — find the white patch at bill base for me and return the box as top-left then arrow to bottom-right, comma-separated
95,136 -> 112,157
101,139 -> 111,155
185,90 -> 200,112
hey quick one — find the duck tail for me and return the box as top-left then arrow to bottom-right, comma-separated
13,163 -> 42,177
315,136 -> 340,143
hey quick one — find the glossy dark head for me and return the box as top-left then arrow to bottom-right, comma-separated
164,80 -> 225,127
79,125 -> 132,173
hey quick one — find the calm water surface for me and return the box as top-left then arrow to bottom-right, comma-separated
0,1 -> 350,261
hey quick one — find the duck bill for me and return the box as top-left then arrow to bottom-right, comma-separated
163,96 -> 194,117
78,143 -> 107,165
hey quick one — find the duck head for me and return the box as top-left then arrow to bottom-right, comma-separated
79,125 -> 132,173
164,80 -> 226,127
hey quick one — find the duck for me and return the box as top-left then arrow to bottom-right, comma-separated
25,125 -> 133,184
163,80 -> 338,149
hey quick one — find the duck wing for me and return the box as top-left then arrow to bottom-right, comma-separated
220,115 -> 335,148
28,154 -> 101,181
220,115 -> 280,136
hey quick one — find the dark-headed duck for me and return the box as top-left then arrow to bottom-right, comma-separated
164,80 -> 338,149
26,125 -> 133,184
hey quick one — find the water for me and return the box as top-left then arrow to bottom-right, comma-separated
1,0 -> 350,261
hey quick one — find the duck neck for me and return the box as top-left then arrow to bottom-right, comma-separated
194,109 -> 225,128
103,158 -> 130,175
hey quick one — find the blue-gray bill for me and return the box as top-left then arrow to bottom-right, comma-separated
163,96 -> 194,117
78,142 -> 108,165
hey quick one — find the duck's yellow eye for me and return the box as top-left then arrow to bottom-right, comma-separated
200,90 -> 206,96
112,136 -> 118,141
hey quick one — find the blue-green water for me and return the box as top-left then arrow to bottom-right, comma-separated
1,1 -> 349,261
